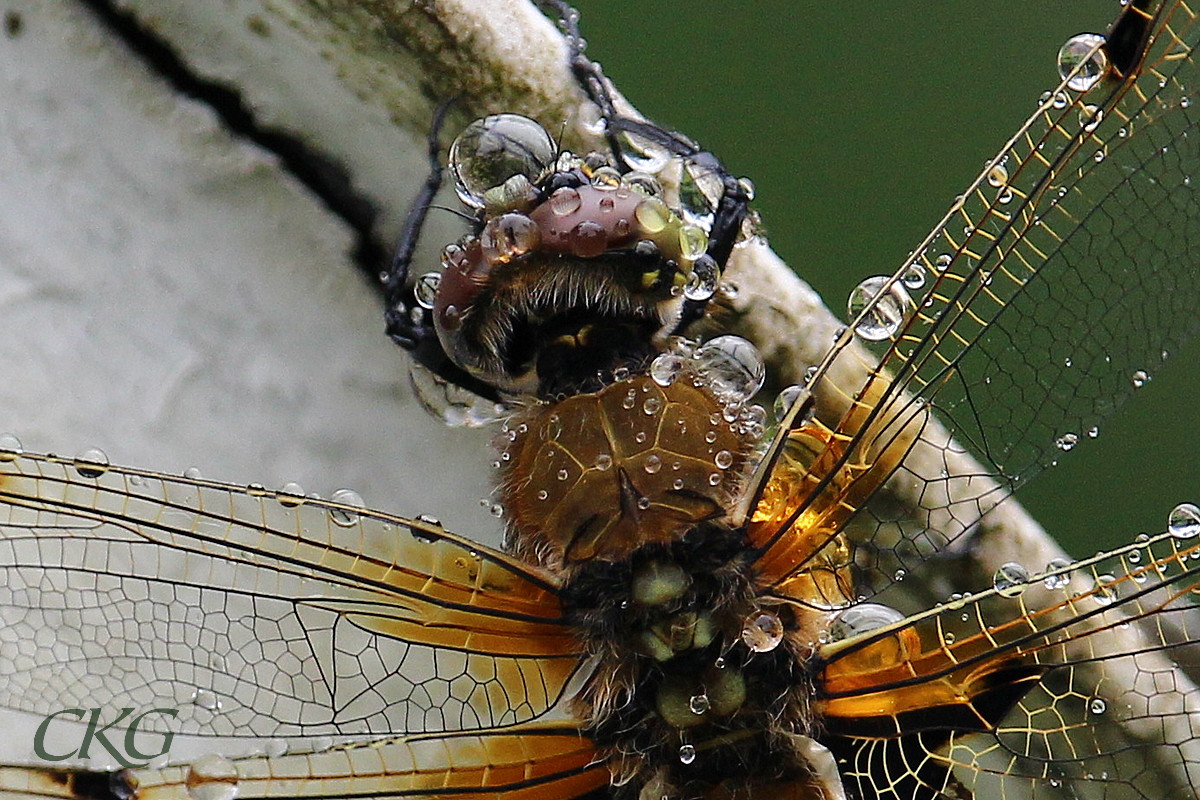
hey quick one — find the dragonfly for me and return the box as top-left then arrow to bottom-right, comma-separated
0,0 -> 1198,798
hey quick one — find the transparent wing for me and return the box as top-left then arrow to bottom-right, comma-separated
0,450 -> 584,744
817,528 -> 1200,800
0,724 -> 607,800
750,0 -> 1200,594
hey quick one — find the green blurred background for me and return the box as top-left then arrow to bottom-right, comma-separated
569,0 -> 1200,557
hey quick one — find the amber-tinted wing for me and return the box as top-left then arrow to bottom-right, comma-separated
0,724 -> 607,800
750,0 -> 1200,595
0,450 -> 584,748
814,528 -> 1200,799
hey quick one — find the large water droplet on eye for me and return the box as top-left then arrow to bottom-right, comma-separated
186,754 -> 239,800
73,447 -> 110,478
828,603 -> 905,641
693,335 -> 766,404
993,562 -> 1030,597
449,114 -> 555,209
1057,33 -> 1109,92
480,212 -> 541,263
847,276 -> 914,341
1169,503 -> 1200,539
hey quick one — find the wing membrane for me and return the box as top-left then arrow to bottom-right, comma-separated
0,724 -> 606,800
817,529 -> 1200,799
0,451 -> 583,741
750,0 -> 1200,594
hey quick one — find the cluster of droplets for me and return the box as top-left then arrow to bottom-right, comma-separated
647,335 -> 768,439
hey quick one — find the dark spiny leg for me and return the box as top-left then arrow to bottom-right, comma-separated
383,100 -> 502,401
384,98 -> 454,351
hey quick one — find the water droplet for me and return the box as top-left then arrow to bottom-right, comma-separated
643,396 -> 663,416
618,129 -> 671,172
993,562 -> 1030,597
741,610 -> 785,652
0,433 -> 23,461
773,384 -> 806,423
707,472 -> 722,486
414,271 -> 440,309
901,263 -> 927,290
1168,503 -> 1200,539
1057,33 -> 1109,92
986,164 -> 1009,187
1055,432 -> 1078,451
1042,558 -> 1073,590
73,448 -> 110,478
649,353 -> 685,386
183,466 -> 203,480
186,754 -> 239,800
449,114 -> 555,208
644,454 -> 662,474
191,688 -> 222,711
684,254 -> 719,301
689,694 -> 710,715
595,453 -> 613,471
693,335 -> 766,404
847,276 -> 914,341
714,450 -> 734,470
678,744 -> 697,765
1090,697 -> 1108,715
569,219 -> 608,258
943,632 -> 956,645
1131,369 -> 1150,388
546,186 -> 583,217
679,159 -> 723,227
276,482 -> 306,507
894,568 -> 907,582
1092,574 -> 1118,605
589,165 -> 623,189
481,212 -> 541,263
828,603 -> 905,641
327,488 -> 364,527
556,468 -> 569,481
934,253 -> 953,272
